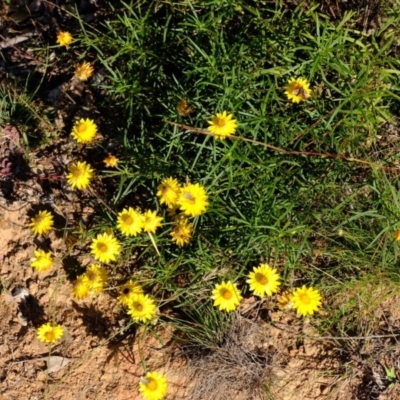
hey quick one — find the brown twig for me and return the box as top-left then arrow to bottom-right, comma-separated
270,320 -> 400,341
0,33 -> 41,63
87,187 -> 116,216
0,33 -> 35,49
166,120 -> 399,174
298,333 -> 400,341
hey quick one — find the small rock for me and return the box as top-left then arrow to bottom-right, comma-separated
8,321 -> 22,334
29,282 -> 39,296
36,372 -> 47,382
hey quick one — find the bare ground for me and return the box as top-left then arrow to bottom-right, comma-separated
1,193 -> 399,400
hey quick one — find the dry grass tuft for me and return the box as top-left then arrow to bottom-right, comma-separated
187,314 -> 274,400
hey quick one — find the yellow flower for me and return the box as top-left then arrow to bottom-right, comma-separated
143,210 -> 163,233
71,118 -> 97,143
292,285 -> 322,316
127,293 -> 157,323
103,154 -> 119,168
170,217 -> 192,246
285,77 -> 312,103
75,62 -> 94,81
177,183 -> 208,217
118,280 -> 144,306
157,177 -> 180,208
117,207 -> 144,237
82,264 -> 108,295
394,230 -> 400,241
67,161 -> 94,190
37,323 -> 64,343
56,31 -> 72,47
30,250 -> 53,272
91,232 -> 121,263
207,111 -> 237,139
30,210 -> 54,235
139,371 -> 168,400
211,281 -> 242,312
72,275 -> 90,299
277,291 -> 294,310
246,264 -> 281,298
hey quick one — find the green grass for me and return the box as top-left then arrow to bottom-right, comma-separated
78,1 -> 400,312
3,0 -> 400,388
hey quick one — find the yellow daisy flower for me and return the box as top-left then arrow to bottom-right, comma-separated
103,154 -> 119,168
67,161 -> 94,190
37,323 -> 64,343
177,183 -> 209,217
30,250 -> 53,272
71,275 -> 90,299
157,177 -> 180,208
211,281 -> 242,312
292,285 -> 322,316
246,264 -> 281,298
117,207 -> 144,237
170,217 -> 192,246
56,31 -> 72,47
143,210 -> 163,234
394,230 -> 400,241
277,291 -> 294,310
139,371 -> 168,400
207,111 -> 237,139
285,77 -> 312,103
127,293 -> 157,323
30,210 -> 54,235
75,62 -> 94,81
82,264 -> 108,295
118,280 -> 144,306
71,118 -> 98,143
90,232 -> 121,263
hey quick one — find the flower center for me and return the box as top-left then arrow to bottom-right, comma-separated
123,288 -> 130,295
294,83 -> 302,91
40,258 -> 51,267
255,272 -> 268,285
78,123 -> 87,133
216,117 -> 226,127
299,294 -> 311,305
73,168 -> 82,178
184,192 -> 195,204
147,379 -> 158,391
134,303 -> 143,312
45,331 -> 55,341
87,272 -> 97,281
123,215 -> 133,225
98,243 -> 108,253
221,288 -> 232,300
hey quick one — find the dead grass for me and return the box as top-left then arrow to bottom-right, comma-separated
186,313 -> 273,400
